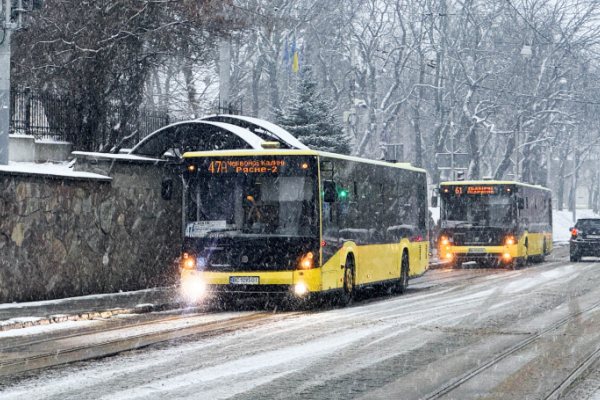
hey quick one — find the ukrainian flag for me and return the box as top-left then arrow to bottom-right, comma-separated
292,36 -> 298,72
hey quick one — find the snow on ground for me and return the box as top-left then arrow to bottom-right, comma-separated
502,264 -> 579,294
0,320 -> 100,339
0,287 -> 165,310
0,161 -> 110,180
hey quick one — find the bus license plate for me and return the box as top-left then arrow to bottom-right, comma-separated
230,276 -> 259,285
468,248 -> 485,253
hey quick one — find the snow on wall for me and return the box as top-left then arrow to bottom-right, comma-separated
0,161 -> 111,181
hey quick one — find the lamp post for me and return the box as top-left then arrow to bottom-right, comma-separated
0,0 -> 15,165
516,45 -> 533,182
0,0 -> 29,165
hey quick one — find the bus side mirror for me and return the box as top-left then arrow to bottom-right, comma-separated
161,178 -> 173,200
323,180 -> 337,203
517,198 -> 525,210
431,196 -> 438,207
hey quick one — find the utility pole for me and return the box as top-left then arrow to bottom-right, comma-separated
450,130 -> 455,181
0,0 -> 16,165
546,142 -> 551,190
515,124 -> 519,182
572,130 -> 578,223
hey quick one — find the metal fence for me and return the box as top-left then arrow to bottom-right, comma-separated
9,88 -> 169,147
10,88 -> 69,141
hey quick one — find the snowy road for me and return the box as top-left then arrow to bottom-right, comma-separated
3,246 -> 600,399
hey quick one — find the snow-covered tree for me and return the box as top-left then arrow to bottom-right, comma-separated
277,66 -> 351,154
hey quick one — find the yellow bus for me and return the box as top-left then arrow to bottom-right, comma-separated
179,149 -> 429,305
438,180 -> 552,269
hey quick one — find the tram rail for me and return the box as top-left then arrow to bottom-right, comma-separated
0,311 -> 296,377
422,293 -> 600,399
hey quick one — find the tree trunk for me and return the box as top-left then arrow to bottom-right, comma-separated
182,62 -> 199,118
252,57 -> 264,117
557,156 -> 566,211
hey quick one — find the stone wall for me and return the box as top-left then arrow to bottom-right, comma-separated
0,156 -> 182,302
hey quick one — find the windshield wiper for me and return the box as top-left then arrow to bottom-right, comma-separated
455,222 -> 473,227
203,228 -> 242,235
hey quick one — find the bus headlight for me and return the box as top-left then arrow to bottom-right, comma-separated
445,253 -> 453,259
440,236 -> 449,245
299,252 -> 314,269
505,236 -> 515,245
294,283 -> 308,296
181,275 -> 206,303
183,253 -> 196,269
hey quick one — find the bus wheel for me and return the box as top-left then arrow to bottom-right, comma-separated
540,242 -> 547,263
340,257 -> 355,305
521,239 -> 529,267
396,252 -> 410,294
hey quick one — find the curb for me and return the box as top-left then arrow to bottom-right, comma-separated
429,260 -> 450,270
0,302 -> 183,333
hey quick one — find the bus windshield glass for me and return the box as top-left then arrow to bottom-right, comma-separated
185,159 -> 318,238
442,194 -> 514,228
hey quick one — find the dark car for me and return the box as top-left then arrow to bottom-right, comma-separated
570,218 -> 600,261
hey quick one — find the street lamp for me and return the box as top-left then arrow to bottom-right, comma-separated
520,45 -> 533,58
514,45 -> 533,180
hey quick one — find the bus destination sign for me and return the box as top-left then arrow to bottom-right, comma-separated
466,186 -> 495,194
207,160 -> 286,174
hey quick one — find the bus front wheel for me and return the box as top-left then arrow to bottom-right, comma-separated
340,257 -> 355,305
539,242 -> 547,263
395,252 -> 409,294
522,239 -> 529,266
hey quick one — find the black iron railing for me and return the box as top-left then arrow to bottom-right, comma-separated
10,88 -> 68,141
9,88 -> 169,147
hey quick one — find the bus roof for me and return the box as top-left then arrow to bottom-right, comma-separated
440,180 -> 551,191
182,149 -> 427,173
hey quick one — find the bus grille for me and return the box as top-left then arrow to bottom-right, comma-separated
449,228 -> 506,246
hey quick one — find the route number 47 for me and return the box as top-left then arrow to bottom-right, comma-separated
208,161 -> 227,173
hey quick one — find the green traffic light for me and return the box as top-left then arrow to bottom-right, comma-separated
339,190 -> 348,198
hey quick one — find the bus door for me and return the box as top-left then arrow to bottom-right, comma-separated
321,173 -> 343,291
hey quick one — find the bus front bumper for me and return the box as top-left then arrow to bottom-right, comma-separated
440,245 -> 518,264
180,268 -> 322,300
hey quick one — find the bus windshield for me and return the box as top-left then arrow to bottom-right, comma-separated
442,195 -> 514,228
185,174 -> 318,238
